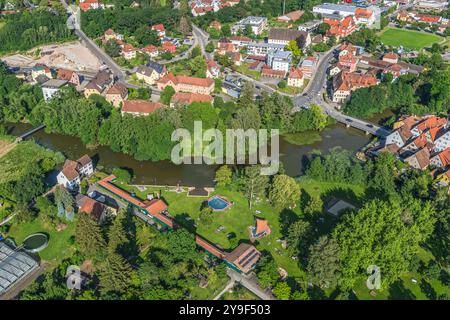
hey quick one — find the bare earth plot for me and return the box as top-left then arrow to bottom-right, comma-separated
1,41 -> 102,72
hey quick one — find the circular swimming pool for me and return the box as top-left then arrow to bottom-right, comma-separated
22,233 -> 49,253
207,195 -> 231,211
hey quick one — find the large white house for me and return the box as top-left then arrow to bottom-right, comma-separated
267,50 -> 292,72
56,155 -> 94,190
42,79 -> 67,102
231,16 -> 268,35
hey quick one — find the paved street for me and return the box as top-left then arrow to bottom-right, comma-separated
227,268 -> 276,300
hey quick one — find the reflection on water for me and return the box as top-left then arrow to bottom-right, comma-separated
6,123 -> 371,187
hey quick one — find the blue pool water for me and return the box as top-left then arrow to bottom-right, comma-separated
208,196 -> 230,211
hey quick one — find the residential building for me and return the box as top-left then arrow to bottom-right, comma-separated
31,65 -> 53,82
41,79 -> 67,102
404,147 -> 431,170
84,70 -> 113,98
261,66 -> 286,79
277,10 -> 304,23
162,42 -> 177,54
231,16 -> 268,35
135,65 -> 163,85
217,40 -> 237,55
221,81 -> 241,98
157,73 -> 215,94
76,194 -> 113,225
267,49 -> 292,72
324,15 -> 357,38
287,68 -> 304,88
79,0 -> 104,11
297,20 -> 322,32
300,56 -> 318,78
104,28 -> 123,41
229,36 -> 252,47
210,20 -> 222,30
268,28 -> 311,48
224,243 -> 261,274
105,82 -> 128,107
430,148 -> 450,168
206,59 -> 220,78
56,68 -> 81,86
56,155 -> 94,190
170,92 -> 213,107
141,45 -> 159,58
246,42 -> 285,57
250,218 -> 271,240
121,100 -> 165,116
354,7 -> 376,26
383,116 -> 450,168
383,52 -> 399,64
122,44 -> 137,60
332,71 -> 378,103
151,24 -> 166,38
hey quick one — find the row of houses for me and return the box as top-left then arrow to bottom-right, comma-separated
190,0 -> 240,17
380,115 -> 450,173
330,43 -> 424,103
396,10 -> 450,33
103,25 -> 181,61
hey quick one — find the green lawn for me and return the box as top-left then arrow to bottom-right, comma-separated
379,28 -> 443,50
352,248 -> 449,300
235,63 -> 261,80
6,217 -> 76,268
115,177 -> 367,280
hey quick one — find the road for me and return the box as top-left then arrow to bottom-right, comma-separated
227,268 -> 276,300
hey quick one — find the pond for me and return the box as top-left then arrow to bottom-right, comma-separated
22,233 -> 49,253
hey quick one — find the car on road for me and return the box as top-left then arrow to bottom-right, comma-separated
366,124 -> 374,128
346,118 -> 353,122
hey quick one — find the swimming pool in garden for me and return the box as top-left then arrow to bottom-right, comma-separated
207,195 -> 231,211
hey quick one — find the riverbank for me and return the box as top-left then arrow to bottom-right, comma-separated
6,123 -> 372,186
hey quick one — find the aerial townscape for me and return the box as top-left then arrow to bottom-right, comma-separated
0,0 -> 449,305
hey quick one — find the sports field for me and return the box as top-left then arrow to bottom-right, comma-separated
379,28 -> 443,50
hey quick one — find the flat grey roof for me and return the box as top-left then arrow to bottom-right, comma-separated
0,242 -> 38,296
314,3 -> 358,13
42,79 -> 68,88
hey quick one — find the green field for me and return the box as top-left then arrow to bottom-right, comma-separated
379,28 -> 443,50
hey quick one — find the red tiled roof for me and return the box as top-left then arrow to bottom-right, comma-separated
122,100 -> 164,114
106,82 -> 128,98
438,147 -> 450,167
355,8 -> 373,18
56,68 -> 76,82
158,73 -> 214,88
97,175 -> 174,228
80,197 -> 105,222
288,68 -> 303,79
255,218 -> 271,236
196,235 -> 225,258
122,44 -> 136,52
152,24 -> 165,32
171,92 -> 213,105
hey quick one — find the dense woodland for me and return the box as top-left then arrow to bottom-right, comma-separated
0,10 -> 75,53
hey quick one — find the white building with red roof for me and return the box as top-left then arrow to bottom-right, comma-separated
151,24 -> 166,38
287,68 -> 304,87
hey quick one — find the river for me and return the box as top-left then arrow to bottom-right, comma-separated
6,123 -> 372,187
